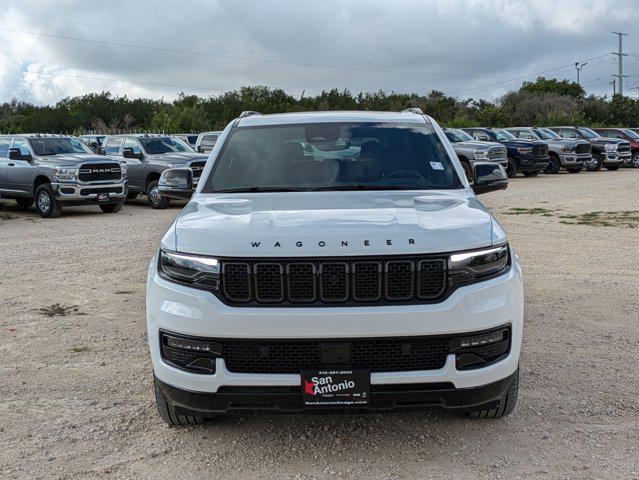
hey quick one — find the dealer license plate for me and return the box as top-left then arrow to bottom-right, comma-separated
302,370 -> 369,407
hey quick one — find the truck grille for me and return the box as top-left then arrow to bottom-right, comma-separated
487,146 -> 507,160
78,162 -> 122,182
575,143 -> 591,155
221,257 -> 447,305
214,336 -> 450,373
532,144 -> 549,157
189,161 -> 206,178
617,142 -> 631,153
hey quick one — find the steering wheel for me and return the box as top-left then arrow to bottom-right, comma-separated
383,170 -> 427,181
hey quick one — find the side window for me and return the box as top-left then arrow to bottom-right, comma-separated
12,138 -> 30,155
560,129 -> 577,139
520,130 -> 536,140
0,138 -> 11,157
123,138 -> 142,155
105,138 -> 122,155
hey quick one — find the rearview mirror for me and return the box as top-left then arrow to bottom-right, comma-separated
123,147 -> 142,159
472,162 -> 508,195
8,148 -> 31,161
159,168 -> 194,199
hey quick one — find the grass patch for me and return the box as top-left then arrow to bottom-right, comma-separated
115,290 -> 134,295
558,211 -> 639,228
504,207 -> 555,216
0,212 -> 17,220
70,346 -> 88,353
38,303 -> 82,317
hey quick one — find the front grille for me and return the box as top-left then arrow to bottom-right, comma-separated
221,257 -> 447,305
575,143 -> 591,155
217,336 -> 451,373
487,146 -> 507,160
79,186 -> 123,196
78,162 -> 122,182
617,143 -> 631,153
189,161 -> 206,178
532,144 -> 549,157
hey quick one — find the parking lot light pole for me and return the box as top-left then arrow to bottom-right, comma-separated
575,62 -> 588,87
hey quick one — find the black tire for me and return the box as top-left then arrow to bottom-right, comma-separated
154,377 -> 206,427
586,153 -> 603,171
506,158 -> 518,178
567,167 -> 583,173
631,152 -> 639,168
523,170 -> 540,177
461,160 -> 473,182
34,184 -> 61,218
544,154 -> 561,174
146,180 -> 170,209
467,369 -> 519,419
99,202 -> 123,213
15,197 -> 35,209
126,192 -> 139,200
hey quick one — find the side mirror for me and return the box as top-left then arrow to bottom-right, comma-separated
8,148 -> 31,161
472,162 -> 508,195
197,145 -> 205,153
122,147 -> 142,159
158,168 -> 194,199
89,142 -> 99,150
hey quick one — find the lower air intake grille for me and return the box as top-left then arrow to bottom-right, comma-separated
221,256 -> 447,306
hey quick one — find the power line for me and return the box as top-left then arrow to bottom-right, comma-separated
0,26 -> 500,80
449,53 -> 612,97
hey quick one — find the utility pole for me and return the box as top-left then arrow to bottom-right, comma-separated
612,32 -> 628,96
610,79 -> 617,96
575,62 -> 588,87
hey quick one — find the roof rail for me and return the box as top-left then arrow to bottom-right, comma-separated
401,108 -> 424,115
239,111 -> 262,118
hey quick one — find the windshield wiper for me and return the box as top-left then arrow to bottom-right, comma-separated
312,184 -> 420,191
213,186 -> 308,193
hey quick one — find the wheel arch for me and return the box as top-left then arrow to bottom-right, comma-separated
33,175 -> 51,194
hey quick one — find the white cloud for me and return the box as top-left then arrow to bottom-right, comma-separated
0,0 -> 638,104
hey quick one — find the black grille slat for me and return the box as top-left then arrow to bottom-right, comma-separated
222,263 -> 251,301
417,260 -> 446,299
219,336 -> 450,374
532,144 -> 549,157
254,263 -> 284,302
352,262 -> 382,301
78,162 -> 122,182
576,143 -> 591,154
220,257 -> 448,305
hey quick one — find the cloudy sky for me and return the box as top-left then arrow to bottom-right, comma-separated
1,0 -> 639,105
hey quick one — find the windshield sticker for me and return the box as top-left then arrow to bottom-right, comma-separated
430,161 -> 444,170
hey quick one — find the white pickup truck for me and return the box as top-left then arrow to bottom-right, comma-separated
146,109 -> 523,426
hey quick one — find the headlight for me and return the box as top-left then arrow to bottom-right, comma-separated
472,150 -> 488,160
561,145 -> 575,153
448,244 -> 510,285
604,143 -> 618,152
120,162 -> 127,179
158,250 -> 220,289
53,167 -> 78,181
517,147 -> 533,154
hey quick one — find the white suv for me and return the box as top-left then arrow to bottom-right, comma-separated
146,109 -> 523,426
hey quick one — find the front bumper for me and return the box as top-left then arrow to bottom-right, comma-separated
52,181 -> 127,204
518,155 -> 549,172
146,248 -> 524,396
559,153 -> 589,167
602,152 -> 629,165
156,369 -> 519,414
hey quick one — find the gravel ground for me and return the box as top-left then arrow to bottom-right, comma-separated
0,170 -> 638,480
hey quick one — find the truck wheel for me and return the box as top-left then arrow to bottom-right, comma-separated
523,170 -> 539,177
461,160 -> 473,182
566,167 -> 582,173
466,369 -> 519,419
154,377 -> 206,427
34,184 -> 61,218
506,158 -> 518,178
15,198 -> 35,209
585,153 -> 602,171
147,180 -> 170,209
126,192 -> 139,200
605,165 -> 621,171
631,152 -> 639,168
544,154 -> 561,174
99,202 -> 123,213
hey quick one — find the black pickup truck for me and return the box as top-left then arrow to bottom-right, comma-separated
462,127 -> 549,178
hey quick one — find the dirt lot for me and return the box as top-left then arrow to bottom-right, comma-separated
0,170 -> 638,480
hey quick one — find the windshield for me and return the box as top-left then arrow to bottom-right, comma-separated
200,134 -> 219,147
621,129 -> 639,140
203,122 -> 463,192
29,137 -> 93,156
140,137 -> 191,154
578,128 -> 600,139
491,129 -> 517,142
445,129 -> 474,143
536,128 -> 560,140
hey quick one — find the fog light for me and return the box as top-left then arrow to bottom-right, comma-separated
165,334 -> 214,353
450,330 -> 505,351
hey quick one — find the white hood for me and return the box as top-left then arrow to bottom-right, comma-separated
168,190 -> 500,257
